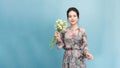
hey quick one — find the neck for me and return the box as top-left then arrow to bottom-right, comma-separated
70,24 -> 78,30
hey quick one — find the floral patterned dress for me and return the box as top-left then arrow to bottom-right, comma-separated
56,26 -> 89,68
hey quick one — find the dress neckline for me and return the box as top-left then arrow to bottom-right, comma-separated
68,26 -> 80,31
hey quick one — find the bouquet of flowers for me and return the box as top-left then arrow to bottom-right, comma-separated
49,19 -> 67,48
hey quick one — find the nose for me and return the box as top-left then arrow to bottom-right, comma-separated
71,17 -> 74,20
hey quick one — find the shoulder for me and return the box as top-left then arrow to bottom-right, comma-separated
78,26 -> 86,33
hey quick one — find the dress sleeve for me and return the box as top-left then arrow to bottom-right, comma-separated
82,29 -> 89,57
56,32 -> 65,49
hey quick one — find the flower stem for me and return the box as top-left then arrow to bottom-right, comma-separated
49,36 -> 56,49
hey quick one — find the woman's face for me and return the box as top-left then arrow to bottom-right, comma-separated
68,11 -> 79,25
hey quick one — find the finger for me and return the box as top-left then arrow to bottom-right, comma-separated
88,55 -> 93,60
86,54 -> 90,57
55,32 -> 59,36
56,31 -> 59,34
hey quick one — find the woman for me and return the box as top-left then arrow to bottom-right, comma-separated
55,7 -> 93,68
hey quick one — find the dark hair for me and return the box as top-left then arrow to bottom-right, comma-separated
67,7 -> 79,18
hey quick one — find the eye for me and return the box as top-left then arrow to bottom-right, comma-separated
68,15 -> 72,18
74,15 -> 77,17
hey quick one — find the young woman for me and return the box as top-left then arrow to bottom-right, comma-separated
55,7 -> 93,68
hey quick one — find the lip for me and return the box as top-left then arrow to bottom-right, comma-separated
71,20 -> 75,22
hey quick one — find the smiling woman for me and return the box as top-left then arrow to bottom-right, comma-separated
0,0 -> 120,68
55,7 -> 93,68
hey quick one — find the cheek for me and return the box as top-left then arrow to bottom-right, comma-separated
67,18 -> 71,22
75,18 -> 79,23
76,18 -> 79,22
75,17 -> 78,20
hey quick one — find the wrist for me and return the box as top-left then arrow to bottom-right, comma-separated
57,38 -> 62,42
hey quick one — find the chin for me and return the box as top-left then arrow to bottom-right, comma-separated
70,22 -> 76,25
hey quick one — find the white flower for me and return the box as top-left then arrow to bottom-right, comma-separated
55,19 -> 67,32
50,19 -> 67,48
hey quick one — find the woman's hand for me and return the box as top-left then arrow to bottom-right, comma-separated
54,32 -> 61,40
86,53 -> 93,60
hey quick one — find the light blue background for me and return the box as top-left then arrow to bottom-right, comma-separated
0,0 -> 120,68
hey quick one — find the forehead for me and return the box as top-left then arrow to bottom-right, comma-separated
68,11 -> 77,15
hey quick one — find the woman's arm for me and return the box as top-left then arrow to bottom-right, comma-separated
82,29 -> 93,60
55,32 -> 64,49
82,29 -> 89,56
